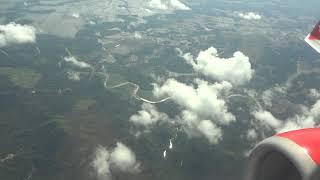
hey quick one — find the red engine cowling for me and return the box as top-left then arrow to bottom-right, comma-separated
246,128 -> 320,180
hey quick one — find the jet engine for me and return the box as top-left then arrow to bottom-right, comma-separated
246,128 -> 320,180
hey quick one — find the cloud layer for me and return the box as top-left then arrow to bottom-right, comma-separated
0,22 -> 36,47
149,0 -> 191,10
127,45 -> 318,146
92,142 -> 140,180
238,12 -> 262,20
183,47 -> 254,85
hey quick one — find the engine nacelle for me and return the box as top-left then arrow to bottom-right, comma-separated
246,128 -> 320,180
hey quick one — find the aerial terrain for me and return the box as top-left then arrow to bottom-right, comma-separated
0,0 -> 320,180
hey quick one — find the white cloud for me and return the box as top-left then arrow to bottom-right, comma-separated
279,116 -> 315,133
89,21 -> 96,25
247,85 -> 320,140
0,22 -> 36,47
71,13 -> 80,18
154,79 -> 235,124
275,100 -> 320,132
239,12 -> 262,20
183,47 -> 254,85
66,71 -> 81,81
64,56 -> 92,69
92,143 -> 140,180
178,111 -> 223,144
180,110 -> 200,135
153,78 -> 235,144
197,120 -> 222,144
261,86 -> 287,107
92,146 -> 112,180
247,129 -> 258,141
309,100 -> 320,118
253,110 -> 282,130
109,142 -> 140,173
130,103 -> 168,127
149,0 -> 191,10
308,89 -> 320,99
251,99 -> 320,135
134,32 -> 142,39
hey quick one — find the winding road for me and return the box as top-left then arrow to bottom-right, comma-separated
105,81 -> 171,104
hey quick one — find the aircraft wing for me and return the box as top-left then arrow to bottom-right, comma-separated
305,21 -> 320,53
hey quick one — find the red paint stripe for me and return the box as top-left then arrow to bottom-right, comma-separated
309,35 -> 318,40
310,21 -> 320,40
277,128 -> 320,165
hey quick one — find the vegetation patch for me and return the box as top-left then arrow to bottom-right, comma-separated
73,98 -> 96,111
0,67 -> 41,89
